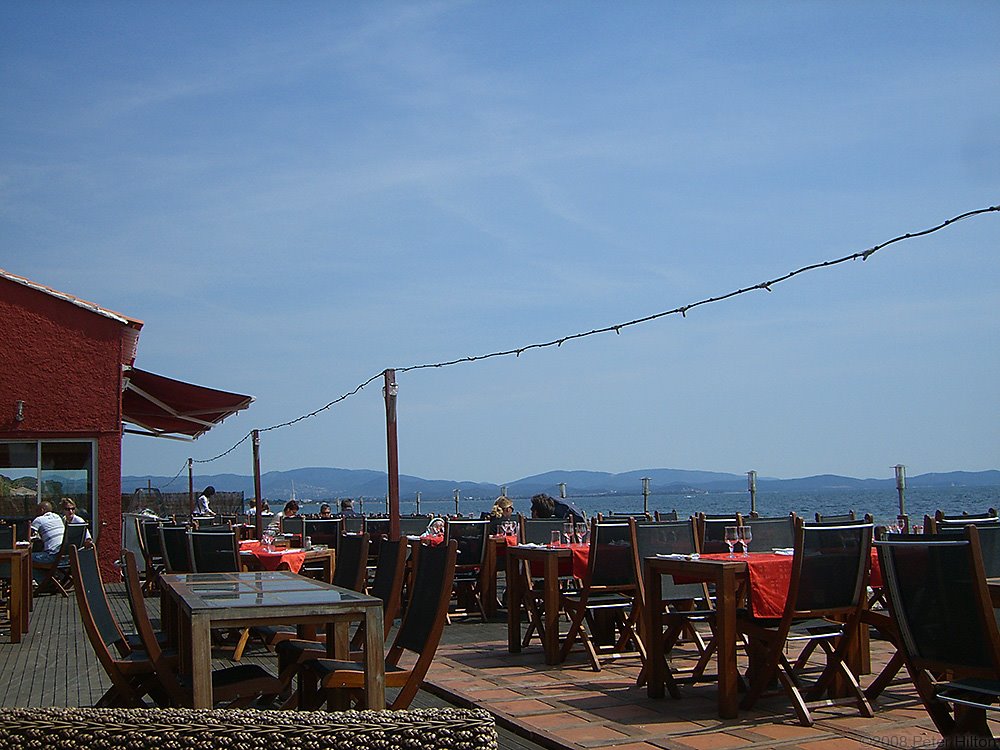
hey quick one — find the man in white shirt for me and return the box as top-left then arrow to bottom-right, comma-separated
30,501 -> 65,566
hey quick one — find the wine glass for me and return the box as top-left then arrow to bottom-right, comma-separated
576,522 -> 588,545
563,521 -> 575,546
724,526 -> 738,558
739,525 -> 752,556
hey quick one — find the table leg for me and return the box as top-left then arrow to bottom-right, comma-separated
482,540 -> 498,618
363,608 -> 386,709
7,555 -> 22,643
542,555 -> 561,665
506,553 -> 523,653
645,563 -> 665,698
189,613 -> 213,708
715,567 -> 738,719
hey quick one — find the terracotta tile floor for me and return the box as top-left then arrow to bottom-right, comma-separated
425,627 -> 996,750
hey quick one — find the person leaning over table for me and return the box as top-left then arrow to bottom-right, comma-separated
60,497 -> 93,546
530,493 -> 585,523
194,485 -> 216,517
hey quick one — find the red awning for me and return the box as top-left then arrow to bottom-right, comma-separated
122,367 -> 253,440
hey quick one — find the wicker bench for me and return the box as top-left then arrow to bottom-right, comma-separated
0,706 -> 497,750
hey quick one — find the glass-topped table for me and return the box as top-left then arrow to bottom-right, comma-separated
160,571 -> 384,709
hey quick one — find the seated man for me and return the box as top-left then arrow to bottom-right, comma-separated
29,501 -> 65,578
339,498 -> 358,517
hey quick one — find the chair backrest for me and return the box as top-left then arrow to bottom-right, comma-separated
603,512 -> 651,522
280,515 -> 305,536
654,510 -> 678,522
365,518 -> 391,560
158,526 -> 192,573
332,532 -> 370,591
696,512 -> 743,555
121,550 -> 188,705
0,517 -> 30,544
188,531 -> 240,573
341,515 -> 365,534
191,523 -> 234,533
369,538 -> 408,638
787,519 -> 872,616
520,516 -> 565,545
935,508 -> 997,522
876,526 -> 1000,681
0,524 -> 14,549
742,514 -> 796,551
398,516 -> 432,537
303,518 -> 342,551
69,546 -> 131,658
59,523 -> 89,555
929,515 -> 1000,534
587,521 -> 634,589
137,519 -> 163,560
445,519 -> 488,570
630,518 -> 706,604
814,511 -> 856,524
929,522 -> 1000,579
386,539 -> 458,709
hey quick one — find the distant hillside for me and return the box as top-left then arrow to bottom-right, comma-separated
121,466 -> 1000,502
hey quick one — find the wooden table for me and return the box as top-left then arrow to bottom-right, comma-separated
644,555 -> 745,718
0,549 -> 31,643
645,553 -> 873,719
506,545 -> 573,665
160,570 -> 384,709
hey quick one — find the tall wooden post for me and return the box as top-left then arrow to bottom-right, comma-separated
187,458 -> 194,515
252,429 -> 264,539
384,370 -> 400,540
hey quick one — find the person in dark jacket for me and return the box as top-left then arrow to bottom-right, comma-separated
530,493 -> 584,522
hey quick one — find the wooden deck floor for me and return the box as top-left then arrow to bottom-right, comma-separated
0,584 -> 543,750
2,584 -> 991,750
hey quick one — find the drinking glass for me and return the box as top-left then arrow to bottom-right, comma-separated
563,521 -> 575,546
576,523 -> 588,545
550,530 -> 562,547
739,525 -> 752,556
724,526 -> 738,558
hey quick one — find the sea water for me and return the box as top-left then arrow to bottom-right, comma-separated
292,485 -> 1000,524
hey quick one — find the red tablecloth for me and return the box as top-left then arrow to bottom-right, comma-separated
699,549 -> 882,618
240,540 -> 307,574
526,544 -> 590,579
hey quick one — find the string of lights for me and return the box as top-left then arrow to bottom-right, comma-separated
186,204 -> 998,466
158,460 -> 189,488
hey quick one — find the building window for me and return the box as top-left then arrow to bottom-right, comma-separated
0,440 -> 96,538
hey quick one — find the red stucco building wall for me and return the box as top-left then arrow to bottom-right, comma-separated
0,275 -> 141,580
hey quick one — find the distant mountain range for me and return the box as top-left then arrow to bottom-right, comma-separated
121,466 -> 1000,502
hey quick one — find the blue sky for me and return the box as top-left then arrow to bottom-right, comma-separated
3,1 -> 998,484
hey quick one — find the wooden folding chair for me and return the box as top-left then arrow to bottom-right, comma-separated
298,539 -> 458,710
445,519 -> 489,622
877,526 -> 1000,745
69,546 -> 163,707
738,518 -> 874,726
559,520 -> 643,671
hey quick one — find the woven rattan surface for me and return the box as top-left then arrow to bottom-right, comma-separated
0,706 -> 497,750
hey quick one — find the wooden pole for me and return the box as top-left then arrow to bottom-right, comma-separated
252,429 -> 263,539
384,370 -> 400,540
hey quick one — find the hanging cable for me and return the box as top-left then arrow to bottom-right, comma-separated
186,204 -> 998,464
